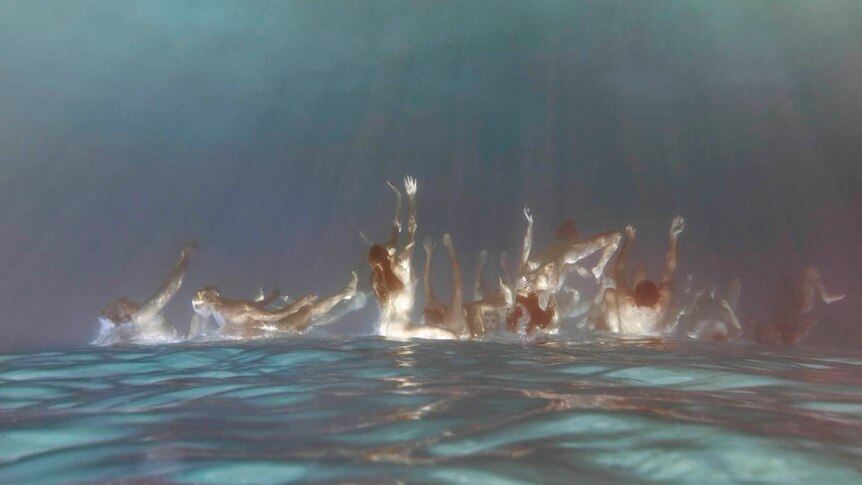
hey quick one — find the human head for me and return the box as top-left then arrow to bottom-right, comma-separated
368,244 -> 402,302
192,286 -> 220,315
634,280 -> 660,307
99,298 -> 139,325
368,244 -> 392,269
555,219 -> 579,243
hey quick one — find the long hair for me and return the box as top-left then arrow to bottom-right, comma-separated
368,244 -> 403,302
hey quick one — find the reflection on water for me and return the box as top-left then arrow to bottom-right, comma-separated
0,337 -> 860,484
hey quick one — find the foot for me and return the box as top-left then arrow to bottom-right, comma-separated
823,293 -> 845,304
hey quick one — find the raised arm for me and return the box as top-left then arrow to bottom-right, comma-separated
423,238 -> 438,305
386,181 -> 402,248
443,234 -> 463,313
519,207 -> 534,275
721,299 -> 744,340
661,216 -> 685,285
499,250 -> 513,289
398,176 -> 418,262
614,226 -> 635,292
135,241 -> 196,323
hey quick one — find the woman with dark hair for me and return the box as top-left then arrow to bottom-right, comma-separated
368,177 -> 456,340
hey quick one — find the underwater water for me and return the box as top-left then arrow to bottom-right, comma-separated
1,337 -> 860,484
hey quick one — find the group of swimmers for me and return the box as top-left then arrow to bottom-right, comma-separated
96,176 -> 845,346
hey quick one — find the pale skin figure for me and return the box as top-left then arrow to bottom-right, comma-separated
755,266 -> 844,345
98,241 -> 197,341
677,278 -> 744,342
423,235 -> 512,338
368,177 -> 456,340
191,271 -> 358,338
519,208 -> 623,294
595,217 -> 684,336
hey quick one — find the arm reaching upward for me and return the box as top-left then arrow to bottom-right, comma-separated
135,241 -> 196,323
661,216 -> 685,285
721,299 -> 744,340
399,176 -> 418,262
423,238 -> 438,305
499,250 -> 513,289
519,207 -> 534,275
386,181 -> 402,248
443,234 -> 463,314
614,227 -> 635,292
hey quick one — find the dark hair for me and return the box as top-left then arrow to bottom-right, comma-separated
555,219 -> 578,243
100,298 -> 138,324
634,280 -> 660,307
368,244 -> 403,302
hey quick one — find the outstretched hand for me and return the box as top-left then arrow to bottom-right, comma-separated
404,176 -> 417,197
670,216 -> 685,237
442,233 -> 453,248
477,250 -> 488,265
524,207 -> 533,224
387,180 -> 401,198
625,225 -> 636,241
182,240 -> 198,258
423,238 -> 435,254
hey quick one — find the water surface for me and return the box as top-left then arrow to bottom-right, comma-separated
1,337 -> 860,484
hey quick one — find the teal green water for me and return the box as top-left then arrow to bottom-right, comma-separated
1,338 -> 860,484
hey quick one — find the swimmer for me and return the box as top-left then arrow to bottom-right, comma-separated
677,278 -> 744,342
368,177 -> 457,340
519,208 -> 622,293
423,235 -> 513,337
507,209 -> 561,335
592,217 -> 684,336
191,271 -> 357,338
754,265 -> 844,345
95,241 -> 197,344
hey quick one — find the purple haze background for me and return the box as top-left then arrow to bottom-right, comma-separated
0,1 -> 860,350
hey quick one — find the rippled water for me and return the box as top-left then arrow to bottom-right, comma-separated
1,337 -> 861,484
